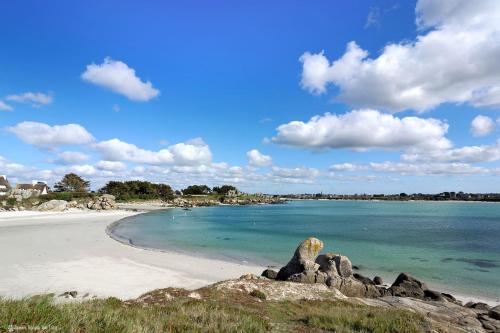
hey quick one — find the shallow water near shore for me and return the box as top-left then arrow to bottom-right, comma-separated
111,200 -> 500,301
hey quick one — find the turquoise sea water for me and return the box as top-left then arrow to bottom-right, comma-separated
111,200 -> 500,301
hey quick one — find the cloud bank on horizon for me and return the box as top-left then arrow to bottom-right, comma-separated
1,0 -> 499,193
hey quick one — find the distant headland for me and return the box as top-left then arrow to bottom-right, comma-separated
280,191 -> 500,202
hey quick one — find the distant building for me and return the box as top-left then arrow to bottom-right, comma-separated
15,181 -> 48,195
226,189 -> 240,197
0,175 -> 11,196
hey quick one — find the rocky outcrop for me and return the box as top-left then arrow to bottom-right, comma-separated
276,237 -> 323,281
87,195 -> 116,210
268,238 -> 492,303
37,200 -> 68,211
272,237 -> 384,298
260,236 -> 500,332
168,196 -> 286,208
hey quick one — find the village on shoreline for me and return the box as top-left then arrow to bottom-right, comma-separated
0,173 -> 286,212
2,172 -> 500,214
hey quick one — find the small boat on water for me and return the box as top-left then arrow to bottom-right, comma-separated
182,207 -> 191,211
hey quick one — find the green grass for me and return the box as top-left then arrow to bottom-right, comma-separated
267,300 -> 427,333
0,293 -> 428,333
0,295 -> 268,333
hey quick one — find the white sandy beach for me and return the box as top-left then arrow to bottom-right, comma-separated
0,209 -> 262,300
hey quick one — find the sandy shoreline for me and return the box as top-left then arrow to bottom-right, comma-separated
0,208 -> 262,300
0,207 -> 497,306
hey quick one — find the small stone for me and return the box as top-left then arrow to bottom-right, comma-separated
261,269 -> 278,280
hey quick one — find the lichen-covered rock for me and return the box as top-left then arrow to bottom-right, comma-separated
276,237 -> 323,281
38,200 -> 68,211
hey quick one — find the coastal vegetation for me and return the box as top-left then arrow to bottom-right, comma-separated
99,181 -> 175,201
212,185 -> 237,195
0,293 -> 426,333
181,184 -> 212,195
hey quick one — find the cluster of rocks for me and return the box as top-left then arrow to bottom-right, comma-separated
170,197 -> 196,208
261,237 -> 500,332
169,196 -> 285,208
31,195 -> 116,212
86,194 -> 116,210
221,197 -> 285,205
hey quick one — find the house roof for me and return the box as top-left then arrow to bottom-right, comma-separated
33,184 -> 48,191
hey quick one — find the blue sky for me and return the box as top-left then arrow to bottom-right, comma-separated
1,0 -> 499,193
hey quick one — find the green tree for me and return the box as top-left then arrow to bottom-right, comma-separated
99,181 -> 174,201
54,173 -> 90,192
212,185 -> 237,195
182,185 -> 212,195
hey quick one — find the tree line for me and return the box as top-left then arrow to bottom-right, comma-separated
50,173 -> 238,200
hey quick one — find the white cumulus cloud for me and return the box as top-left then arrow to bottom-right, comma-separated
96,160 -> 127,171
269,166 -> 320,183
7,122 -> 94,148
329,163 -> 367,172
470,115 -> 496,137
93,138 -> 212,166
300,0 -> 500,112
271,109 -> 450,151
82,57 -> 160,102
369,161 -> 488,175
247,149 -> 272,167
6,92 -> 53,107
55,151 -> 90,165
402,140 -> 500,164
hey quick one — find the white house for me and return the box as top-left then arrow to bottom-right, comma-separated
15,180 -> 48,195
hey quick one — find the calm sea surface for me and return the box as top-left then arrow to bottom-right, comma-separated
111,200 -> 500,301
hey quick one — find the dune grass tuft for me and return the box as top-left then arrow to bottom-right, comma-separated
0,294 -> 427,333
